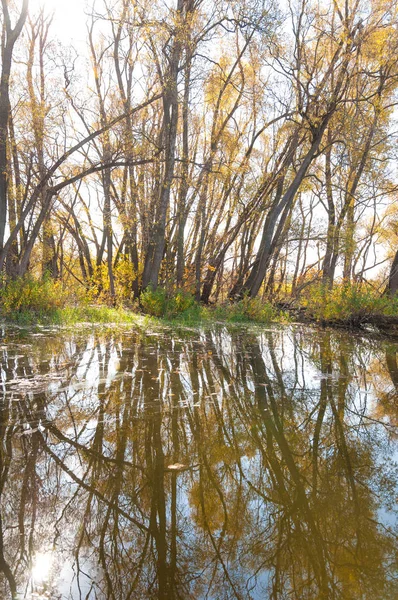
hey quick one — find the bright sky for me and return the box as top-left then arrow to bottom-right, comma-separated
30,0 -> 88,44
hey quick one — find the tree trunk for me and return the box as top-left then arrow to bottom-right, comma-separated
142,0 -> 188,290
0,0 -> 30,250
322,141 -> 336,286
233,115 -> 332,299
387,249 -> 398,296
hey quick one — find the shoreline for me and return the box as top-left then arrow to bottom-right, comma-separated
1,302 -> 398,338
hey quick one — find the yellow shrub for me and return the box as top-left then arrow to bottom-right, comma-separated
0,275 -> 65,322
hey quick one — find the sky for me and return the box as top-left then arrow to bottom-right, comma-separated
30,0 -> 88,45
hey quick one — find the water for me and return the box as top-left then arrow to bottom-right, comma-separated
0,324 -> 397,599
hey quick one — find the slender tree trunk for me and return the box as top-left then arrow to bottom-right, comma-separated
142,0 -> 189,290
387,249 -> 398,296
0,48 -> 12,253
0,0 -> 29,253
176,60 -> 191,287
322,140 -> 336,286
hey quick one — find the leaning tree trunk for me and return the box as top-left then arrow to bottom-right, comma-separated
233,114 -> 334,300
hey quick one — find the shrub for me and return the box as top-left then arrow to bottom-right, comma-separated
86,259 -> 140,305
214,295 -> 279,323
140,287 -> 198,319
166,289 -> 195,316
0,275 -> 65,323
140,286 -> 168,317
114,255 -> 140,302
303,282 -> 398,322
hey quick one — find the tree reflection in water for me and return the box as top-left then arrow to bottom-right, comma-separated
0,325 -> 397,599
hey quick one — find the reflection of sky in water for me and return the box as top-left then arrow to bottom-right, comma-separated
0,324 -> 397,599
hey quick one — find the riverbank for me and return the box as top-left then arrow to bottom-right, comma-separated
2,301 -> 398,339
1,276 -> 397,335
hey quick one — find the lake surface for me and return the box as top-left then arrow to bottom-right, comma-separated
0,323 -> 397,599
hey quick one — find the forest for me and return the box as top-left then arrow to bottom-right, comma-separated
1,0 -> 398,322
1,3 -> 398,598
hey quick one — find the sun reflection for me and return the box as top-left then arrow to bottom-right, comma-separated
32,552 -> 52,583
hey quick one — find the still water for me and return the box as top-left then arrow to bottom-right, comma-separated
0,324 -> 397,599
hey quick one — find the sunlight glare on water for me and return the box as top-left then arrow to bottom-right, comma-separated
32,551 -> 52,584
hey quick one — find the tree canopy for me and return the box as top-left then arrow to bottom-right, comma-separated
1,0 -> 398,304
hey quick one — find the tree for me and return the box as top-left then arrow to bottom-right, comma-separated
0,0 -> 29,252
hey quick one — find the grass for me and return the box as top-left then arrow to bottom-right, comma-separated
0,275 -> 149,327
1,275 -> 397,329
0,301 -> 287,328
54,305 -> 149,325
141,289 -> 289,325
0,304 -> 151,327
0,285 -> 286,328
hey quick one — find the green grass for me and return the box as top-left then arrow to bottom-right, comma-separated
0,304 -> 151,327
55,305 -> 150,325
0,303 -> 285,329
0,298 -> 286,328
0,275 -> 149,326
2,276 -> 397,329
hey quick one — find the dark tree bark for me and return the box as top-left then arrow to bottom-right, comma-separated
387,249 -> 398,296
